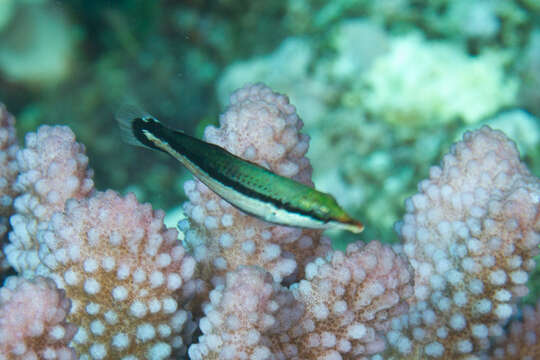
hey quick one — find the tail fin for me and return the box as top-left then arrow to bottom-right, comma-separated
115,104 -> 159,148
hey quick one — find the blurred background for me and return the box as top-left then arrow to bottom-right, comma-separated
0,0 -> 538,268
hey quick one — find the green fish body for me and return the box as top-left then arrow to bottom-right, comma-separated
117,111 -> 364,233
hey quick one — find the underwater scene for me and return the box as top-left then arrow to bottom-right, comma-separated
0,0 -> 539,359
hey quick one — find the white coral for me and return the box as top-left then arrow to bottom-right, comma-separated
363,34 -> 518,126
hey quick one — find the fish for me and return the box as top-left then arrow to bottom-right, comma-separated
116,106 -> 364,233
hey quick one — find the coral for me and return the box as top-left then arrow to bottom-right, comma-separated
488,300 -> 540,359
217,39 -> 314,107
39,190 -> 197,360
214,23 -> 528,245
183,83 -> 331,289
0,276 -> 77,360
0,103 -> 18,270
0,2 -> 76,87
0,103 -> 18,217
189,241 -> 413,359
5,125 -> 94,277
386,126 -> 540,358
362,34 -> 518,127
188,266 -> 303,359
217,38 -> 331,125
0,82 -> 539,359
480,109 -> 540,157
286,240 -> 412,359
283,0 -> 533,48
328,19 -> 389,82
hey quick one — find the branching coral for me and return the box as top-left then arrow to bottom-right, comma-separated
0,276 -> 77,360
188,266 -> 303,359
2,123 -> 197,359
182,84 -> 414,359
0,104 -> 18,270
386,126 -> 540,358
0,81 -> 539,360
488,300 -> 540,359
183,83 -> 332,290
189,241 -> 413,360
0,103 -> 18,218
286,241 -> 412,359
5,125 -> 94,277
39,190 -> 197,359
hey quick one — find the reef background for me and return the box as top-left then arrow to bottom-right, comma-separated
0,0 -> 539,298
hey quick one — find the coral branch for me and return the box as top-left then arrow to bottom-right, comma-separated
288,241 -> 413,359
0,276 -> 77,359
488,300 -> 540,359
386,126 -> 540,358
5,125 -> 94,277
0,104 -> 18,270
39,190 -> 197,359
189,241 -> 413,359
188,266 -> 303,359
0,85 -> 539,360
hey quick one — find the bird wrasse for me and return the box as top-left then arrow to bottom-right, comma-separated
116,107 -> 364,233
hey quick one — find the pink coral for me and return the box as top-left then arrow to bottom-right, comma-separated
489,300 -> 540,359
386,126 -> 540,358
189,241 -> 413,359
0,104 -> 18,218
0,104 -> 18,270
287,241 -> 412,359
39,190 -> 196,360
189,266 -> 303,360
0,85 -> 539,360
6,125 -> 94,277
183,83 -> 331,290
0,276 -> 77,360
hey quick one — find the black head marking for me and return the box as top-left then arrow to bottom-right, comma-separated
131,117 -> 164,150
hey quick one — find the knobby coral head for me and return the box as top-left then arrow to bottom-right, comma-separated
386,126 -> 540,359
0,276 -> 77,359
40,190 -> 197,359
0,83 -> 539,360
